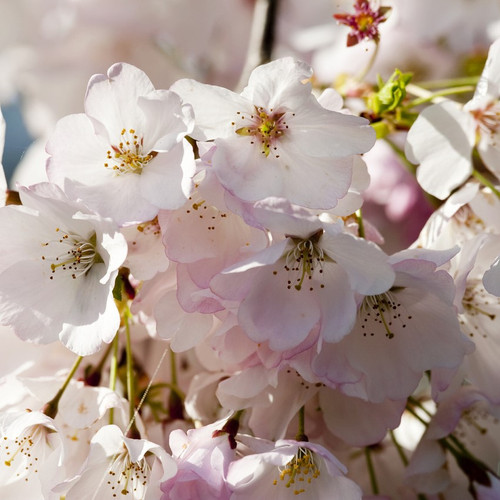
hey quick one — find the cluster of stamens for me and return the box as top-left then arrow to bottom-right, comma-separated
360,288 -> 411,339
460,279 -> 498,339
1,425 -> 45,479
470,100 -> 500,139
233,106 -> 291,157
106,450 -> 151,498
41,228 -> 101,280
275,230 -> 325,291
333,0 -> 391,47
273,448 -> 320,495
104,128 -> 155,175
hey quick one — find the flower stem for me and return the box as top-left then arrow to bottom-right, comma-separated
365,446 -> 379,495
472,169 -> 500,199
295,406 -> 308,442
124,308 -> 139,438
42,355 -> 83,419
355,209 -> 365,238
405,405 -> 430,427
168,349 -> 184,420
389,430 -> 408,466
84,341 -> 113,386
405,84 -> 475,108
170,348 -> 178,388
108,333 -> 119,425
415,76 -> 480,89
407,396 -> 434,418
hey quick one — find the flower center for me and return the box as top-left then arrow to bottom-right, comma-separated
41,228 -> 103,280
470,101 -> 500,137
273,229 -> 325,292
273,448 -> 320,495
104,128 -> 156,175
107,449 -> 152,497
357,13 -> 374,32
460,279 -> 499,340
1,423 -> 48,480
233,106 -> 289,157
360,288 -> 411,339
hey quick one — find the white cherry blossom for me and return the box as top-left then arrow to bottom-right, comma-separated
46,62 -> 196,225
171,57 -> 375,208
61,424 -> 176,500
0,183 -> 127,355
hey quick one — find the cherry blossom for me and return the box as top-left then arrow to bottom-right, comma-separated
333,0 -> 391,47
0,410 -> 64,499
313,248 -> 474,403
226,438 -> 362,499
406,387 -> 500,497
211,199 -> 395,351
0,183 -> 127,355
60,424 -> 177,500
405,38 -> 500,200
160,418 -> 237,500
46,62 -> 196,225
171,57 -> 375,208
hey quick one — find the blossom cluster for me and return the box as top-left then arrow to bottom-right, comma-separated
1,1 -> 500,499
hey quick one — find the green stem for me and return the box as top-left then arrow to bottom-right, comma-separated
405,405 -> 430,427
355,209 -> 365,238
415,76 -> 480,90
365,446 -> 379,495
389,430 -> 408,466
405,84 -> 475,109
42,356 -> 83,419
84,340 -> 114,386
168,349 -> 185,420
472,169 -> 500,199
170,349 -> 178,388
407,396 -> 434,418
124,308 -> 139,437
108,333 -> 119,425
295,406 -> 308,442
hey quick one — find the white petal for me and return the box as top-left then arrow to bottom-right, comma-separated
405,101 -> 476,199
170,78 -> 249,141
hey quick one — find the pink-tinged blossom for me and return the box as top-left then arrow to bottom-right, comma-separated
160,418 -> 237,500
226,438 -> 362,499
216,363 -> 320,442
446,235 -> 500,403
122,217 -> 169,281
405,38 -> 500,200
0,183 -> 127,356
211,199 -> 395,351
414,185 -> 500,403
313,248 -> 474,403
158,167 -> 268,282
171,57 -> 375,208
333,0 -> 391,47
60,424 -> 176,500
46,62 -> 196,225
406,387 -> 500,497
